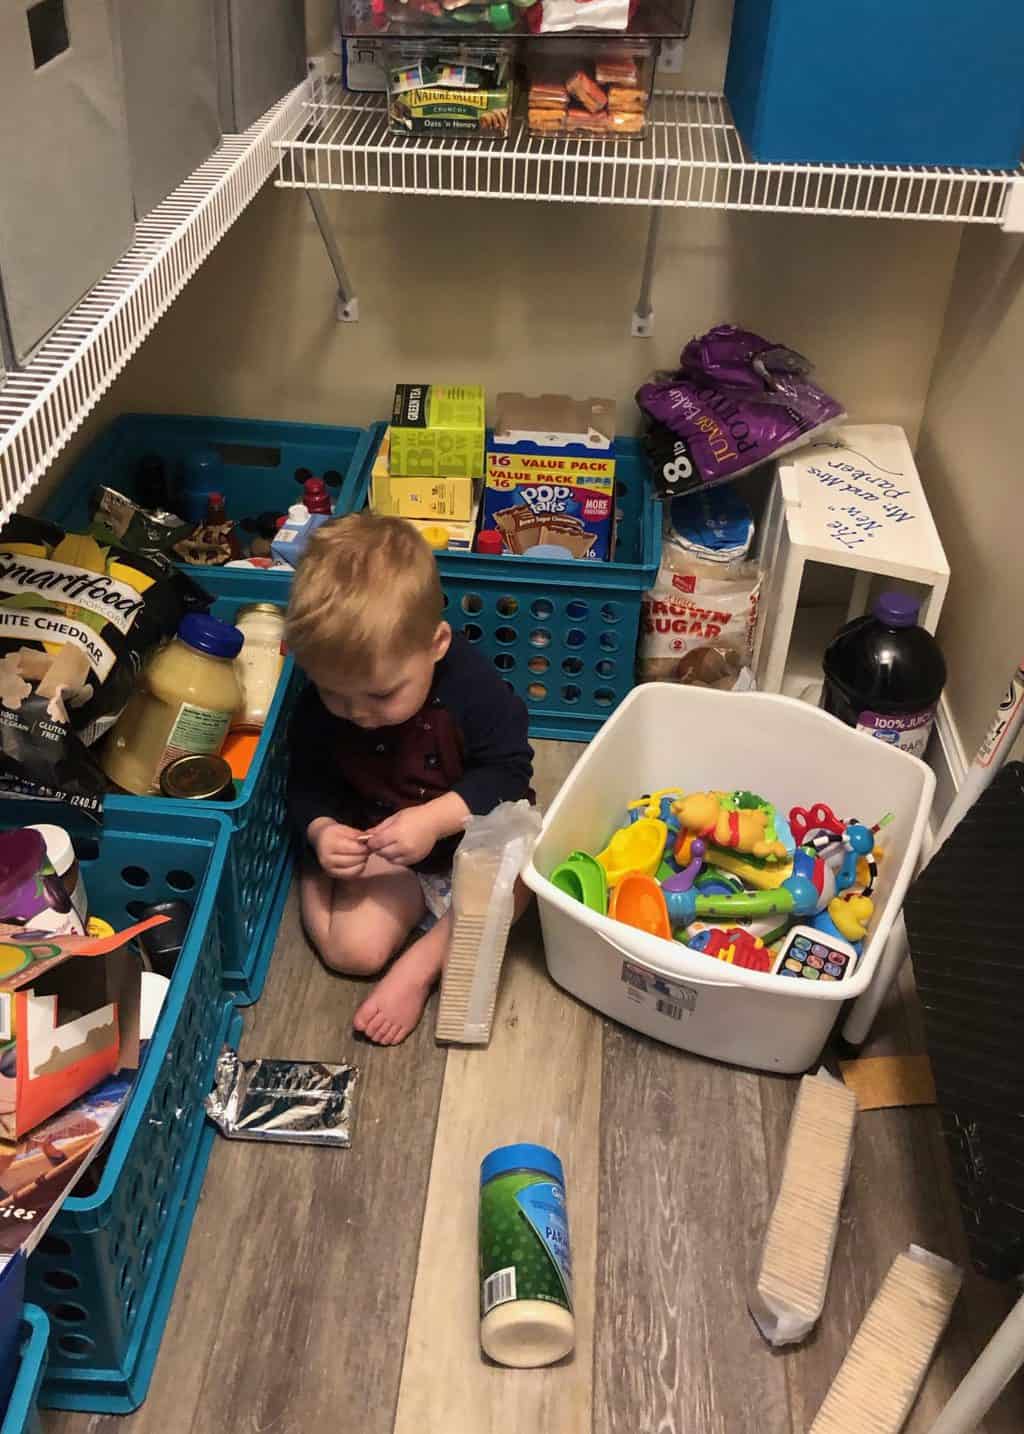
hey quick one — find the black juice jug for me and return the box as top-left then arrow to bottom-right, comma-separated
821,591 -> 946,759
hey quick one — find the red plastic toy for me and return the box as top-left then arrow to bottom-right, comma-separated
695,926 -> 772,973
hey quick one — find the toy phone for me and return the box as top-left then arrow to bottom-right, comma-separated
771,925 -> 859,983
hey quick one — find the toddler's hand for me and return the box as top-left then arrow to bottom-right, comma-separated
365,807 -> 438,867
311,820 -> 370,879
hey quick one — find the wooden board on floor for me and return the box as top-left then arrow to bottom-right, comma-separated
393,925 -> 603,1434
594,1028 -> 792,1434
393,739 -> 600,1434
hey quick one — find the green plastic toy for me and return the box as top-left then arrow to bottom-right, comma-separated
549,851 -> 608,915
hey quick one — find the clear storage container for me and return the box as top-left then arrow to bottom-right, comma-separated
525,38 -> 658,141
339,0 -> 692,40
386,43 -> 515,138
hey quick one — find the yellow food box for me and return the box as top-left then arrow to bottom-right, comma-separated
401,487 -> 482,551
371,428 -> 478,521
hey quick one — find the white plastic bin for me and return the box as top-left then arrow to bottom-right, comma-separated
524,683 -> 935,1074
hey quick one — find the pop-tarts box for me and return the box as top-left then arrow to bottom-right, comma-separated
483,395 -> 617,561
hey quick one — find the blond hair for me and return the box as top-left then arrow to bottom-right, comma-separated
285,513 -> 443,679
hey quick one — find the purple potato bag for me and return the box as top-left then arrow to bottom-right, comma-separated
637,325 -> 845,497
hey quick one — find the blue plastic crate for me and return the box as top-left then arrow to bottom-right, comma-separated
725,0 -> 1024,169
1,1308 -> 47,1434
3,804 -> 235,1414
354,424 -> 661,742
106,570 -> 300,1005
42,413 -> 375,594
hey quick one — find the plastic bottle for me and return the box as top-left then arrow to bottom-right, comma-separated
102,613 -> 244,795
821,591 -> 946,759
232,602 -> 285,730
475,530 -> 504,556
302,477 -> 332,515
478,1143 -> 575,1368
202,491 -> 242,560
26,824 -> 87,924
181,447 -> 224,523
270,503 -> 330,567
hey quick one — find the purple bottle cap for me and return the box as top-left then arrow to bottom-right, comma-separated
873,591 -> 919,628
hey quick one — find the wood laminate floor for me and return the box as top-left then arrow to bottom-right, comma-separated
45,741 -> 1024,1434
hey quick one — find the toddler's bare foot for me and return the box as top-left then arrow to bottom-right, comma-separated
353,917 -> 449,1046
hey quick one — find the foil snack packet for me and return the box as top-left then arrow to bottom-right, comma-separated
637,325 -> 845,498
205,1050 -> 360,1147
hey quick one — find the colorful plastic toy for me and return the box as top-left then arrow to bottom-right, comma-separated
628,789 -> 686,830
661,838 -> 706,894
553,787 -> 890,980
770,925 -> 859,982
684,914 -> 789,944
687,925 -> 772,973
674,790 -> 793,862
811,892 -> 874,949
609,873 -> 672,939
676,831 -> 792,890
694,864 -> 747,897
596,818 -> 667,886
550,851 -> 608,915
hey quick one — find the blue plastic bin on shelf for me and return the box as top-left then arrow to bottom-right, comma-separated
725,0 -> 1024,169
9,803 -> 235,1414
42,413 -> 375,594
105,570 -> 300,1005
354,424 -> 661,742
1,1307 -> 48,1434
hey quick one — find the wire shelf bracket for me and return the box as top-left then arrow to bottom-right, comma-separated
306,189 -> 359,322
0,78 -> 312,526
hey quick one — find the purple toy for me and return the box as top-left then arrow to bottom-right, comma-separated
662,838 -> 706,893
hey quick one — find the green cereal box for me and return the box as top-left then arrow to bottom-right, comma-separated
389,385 -> 486,478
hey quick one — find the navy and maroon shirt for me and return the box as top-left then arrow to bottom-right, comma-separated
288,634 -> 534,872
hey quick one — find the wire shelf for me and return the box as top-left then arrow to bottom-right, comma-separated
276,80 -> 1022,226
0,79 -> 311,526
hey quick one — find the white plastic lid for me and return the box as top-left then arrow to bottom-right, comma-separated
288,503 -> 309,522
27,823 -> 75,875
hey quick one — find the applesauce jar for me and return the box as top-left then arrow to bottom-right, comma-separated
102,613 -> 243,795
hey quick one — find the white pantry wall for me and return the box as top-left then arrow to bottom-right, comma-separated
916,229 -> 1024,760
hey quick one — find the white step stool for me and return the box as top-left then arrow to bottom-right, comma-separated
754,424 -> 950,694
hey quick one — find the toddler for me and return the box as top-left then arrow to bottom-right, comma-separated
286,513 -> 534,1045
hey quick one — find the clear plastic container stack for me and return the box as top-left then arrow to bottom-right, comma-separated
524,37 -> 656,139
386,43 -> 516,136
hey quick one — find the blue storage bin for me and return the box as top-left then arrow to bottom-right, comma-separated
0,804 -> 236,1413
725,0 -> 1024,169
42,413 -> 375,593
106,569 -> 300,1006
353,424 -> 662,742
1,1307 -> 48,1434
